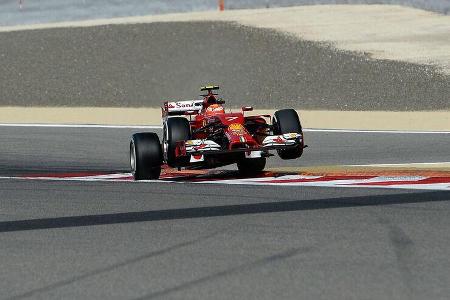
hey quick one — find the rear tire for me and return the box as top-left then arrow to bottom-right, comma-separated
237,157 -> 266,175
130,132 -> 162,180
272,109 -> 303,160
165,117 -> 191,167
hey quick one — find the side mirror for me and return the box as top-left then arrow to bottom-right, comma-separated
242,106 -> 253,112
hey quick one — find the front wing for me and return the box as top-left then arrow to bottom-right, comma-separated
175,133 -> 303,162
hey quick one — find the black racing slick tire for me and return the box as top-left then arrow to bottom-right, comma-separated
272,109 -> 303,160
130,132 -> 163,180
237,157 -> 266,175
165,117 -> 191,167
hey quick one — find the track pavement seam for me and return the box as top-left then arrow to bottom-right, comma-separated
6,229 -> 228,300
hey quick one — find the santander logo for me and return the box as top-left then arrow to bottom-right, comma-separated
175,102 -> 194,108
167,102 -> 195,109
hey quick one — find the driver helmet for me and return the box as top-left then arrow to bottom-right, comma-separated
205,104 -> 225,116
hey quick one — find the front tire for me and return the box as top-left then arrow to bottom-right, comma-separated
130,132 -> 162,180
237,157 -> 266,175
272,109 -> 303,160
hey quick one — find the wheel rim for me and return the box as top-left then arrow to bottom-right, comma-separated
163,123 -> 169,161
130,140 -> 137,175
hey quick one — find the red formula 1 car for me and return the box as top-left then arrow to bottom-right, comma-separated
130,85 -> 306,180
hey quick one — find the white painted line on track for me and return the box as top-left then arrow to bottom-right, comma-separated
0,175 -> 169,184
0,123 -> 449,134
346,162 -> 450,167
0,123 -> 161,129
302,128 -> 450,134
1,173 -> 449,191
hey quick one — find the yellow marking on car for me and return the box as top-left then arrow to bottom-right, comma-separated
229,123 -> 244,131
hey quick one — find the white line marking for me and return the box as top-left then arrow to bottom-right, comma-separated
0,123 -> 449,134
345,162 -> 450,167
303,128 -> 450,134
0,176 -> 169,183
1,173 -> 449,191
0,123 -> 161,129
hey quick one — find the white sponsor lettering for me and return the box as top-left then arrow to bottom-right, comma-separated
166,100 -> 203,113
226,116 -> 238,121
176,102 -> 193,108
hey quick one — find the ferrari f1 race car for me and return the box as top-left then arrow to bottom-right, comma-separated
130,85 -> 306,180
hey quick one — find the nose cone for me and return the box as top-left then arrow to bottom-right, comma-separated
226,123 -> 258,149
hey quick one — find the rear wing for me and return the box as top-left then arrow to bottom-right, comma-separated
162,100 -> 203,117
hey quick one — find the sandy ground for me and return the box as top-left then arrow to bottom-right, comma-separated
0,4 -> 448,128
0,107 -> 448,131
1,5 -> 449,74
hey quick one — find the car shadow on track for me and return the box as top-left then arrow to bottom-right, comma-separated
0,191 -> 449,233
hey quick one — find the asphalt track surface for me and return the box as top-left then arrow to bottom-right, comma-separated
1,126 -> 449,299
1,127 -> 450,174
1,22 -> 449,110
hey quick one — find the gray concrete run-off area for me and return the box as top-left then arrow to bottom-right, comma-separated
0,0 -> 449,27
0,22 -> 449,110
